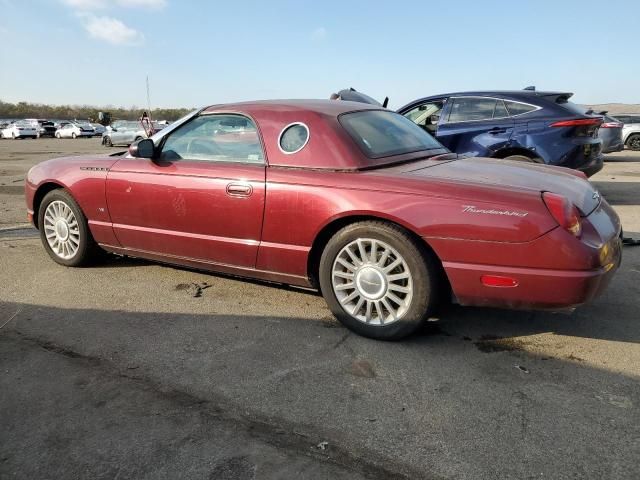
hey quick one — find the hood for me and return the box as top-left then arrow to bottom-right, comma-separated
406,157 -> 601,216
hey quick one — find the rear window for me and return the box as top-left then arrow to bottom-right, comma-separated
339,110 -> 444,159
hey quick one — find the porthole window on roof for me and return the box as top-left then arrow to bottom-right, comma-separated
279,123 -> 309,154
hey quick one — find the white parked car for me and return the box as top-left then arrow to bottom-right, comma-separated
0,121 -> 38,139
55,123 -> 95,139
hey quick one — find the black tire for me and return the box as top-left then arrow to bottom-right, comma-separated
55,132 -> 61,139
38,189 -> 101,267
318,221 -> 440,340
12,132 -> 16,139
103,136 -> 112,147
71,132 -> 77,139
626,133 -> 640,151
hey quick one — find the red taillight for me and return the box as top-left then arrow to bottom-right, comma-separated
550,118 -> 602,127
542,192 -> 582,237
600,122 -> 623,128
480,275 -> 518,288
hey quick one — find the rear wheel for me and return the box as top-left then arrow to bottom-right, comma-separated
71,132 -> 77,139
319,221 -> 440,340
626,133 -> 640,151
38,189 -> 101,267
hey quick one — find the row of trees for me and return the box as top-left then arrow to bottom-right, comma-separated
0,100 -> 192,123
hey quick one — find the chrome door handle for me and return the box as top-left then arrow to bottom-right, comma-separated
226,182 -> 253,197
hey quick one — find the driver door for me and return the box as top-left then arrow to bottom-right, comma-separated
105,113 -> 266,268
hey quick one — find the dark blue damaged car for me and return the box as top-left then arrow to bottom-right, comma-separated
333,87 -> 605,177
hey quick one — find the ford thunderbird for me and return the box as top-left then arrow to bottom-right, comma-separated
25,100 -> 622,339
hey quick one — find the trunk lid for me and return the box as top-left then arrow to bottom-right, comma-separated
407,157 -> 601,216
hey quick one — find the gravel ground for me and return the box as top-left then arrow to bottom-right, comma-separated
1,138 -> 639,479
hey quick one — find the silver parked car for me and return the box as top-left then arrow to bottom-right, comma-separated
102,120 -> 149,147
102,120 -> 166,147
615,114 -> 640,151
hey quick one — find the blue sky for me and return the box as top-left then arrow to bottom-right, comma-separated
0,0 -> 638,109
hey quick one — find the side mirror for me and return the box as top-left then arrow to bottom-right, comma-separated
129,138 -> 155,158
111,128 -> 117,132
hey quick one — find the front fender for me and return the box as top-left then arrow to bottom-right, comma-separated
26,155 -> 121,245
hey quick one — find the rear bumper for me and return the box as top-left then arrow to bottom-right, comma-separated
576,154 -> 603,177
444,252 -> 619,310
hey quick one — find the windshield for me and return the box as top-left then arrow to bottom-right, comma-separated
339,110 -> 445,159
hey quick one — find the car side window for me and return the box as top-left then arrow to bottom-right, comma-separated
159,114 -> 264,164
504,101 -> 537,117
493,100 -> 509,118
447,98 -> 496,123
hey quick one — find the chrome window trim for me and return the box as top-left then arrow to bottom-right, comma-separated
278,122 -> 310,155
444,95 -> 542,124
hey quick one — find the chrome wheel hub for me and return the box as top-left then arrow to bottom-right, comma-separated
332,238 -> 413,326
355,266 -> 387,300
43,200 -> 80,260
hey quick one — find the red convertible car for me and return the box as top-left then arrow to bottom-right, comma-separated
25,100 -> 622,339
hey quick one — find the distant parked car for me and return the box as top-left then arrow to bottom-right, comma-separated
595,112 -> 624,153
1,121 -> 38,139
23,120 -> 54,138
333,87 -> 606,176
615,114 -> 640,151
102,120 -> 149,147
91,123 -> 107,137
55,123 -> 95,139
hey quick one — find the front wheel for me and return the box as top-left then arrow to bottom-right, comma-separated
319,221 -> 440,340
103,136 -> 112,147
626,134 -> 640,151
55,132 -> 61,139
38,189 -> 101,267
71,132 -> 77,139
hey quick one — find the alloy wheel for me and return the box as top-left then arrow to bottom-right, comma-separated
43,200 -> 81,260
331,238 -> 413,325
